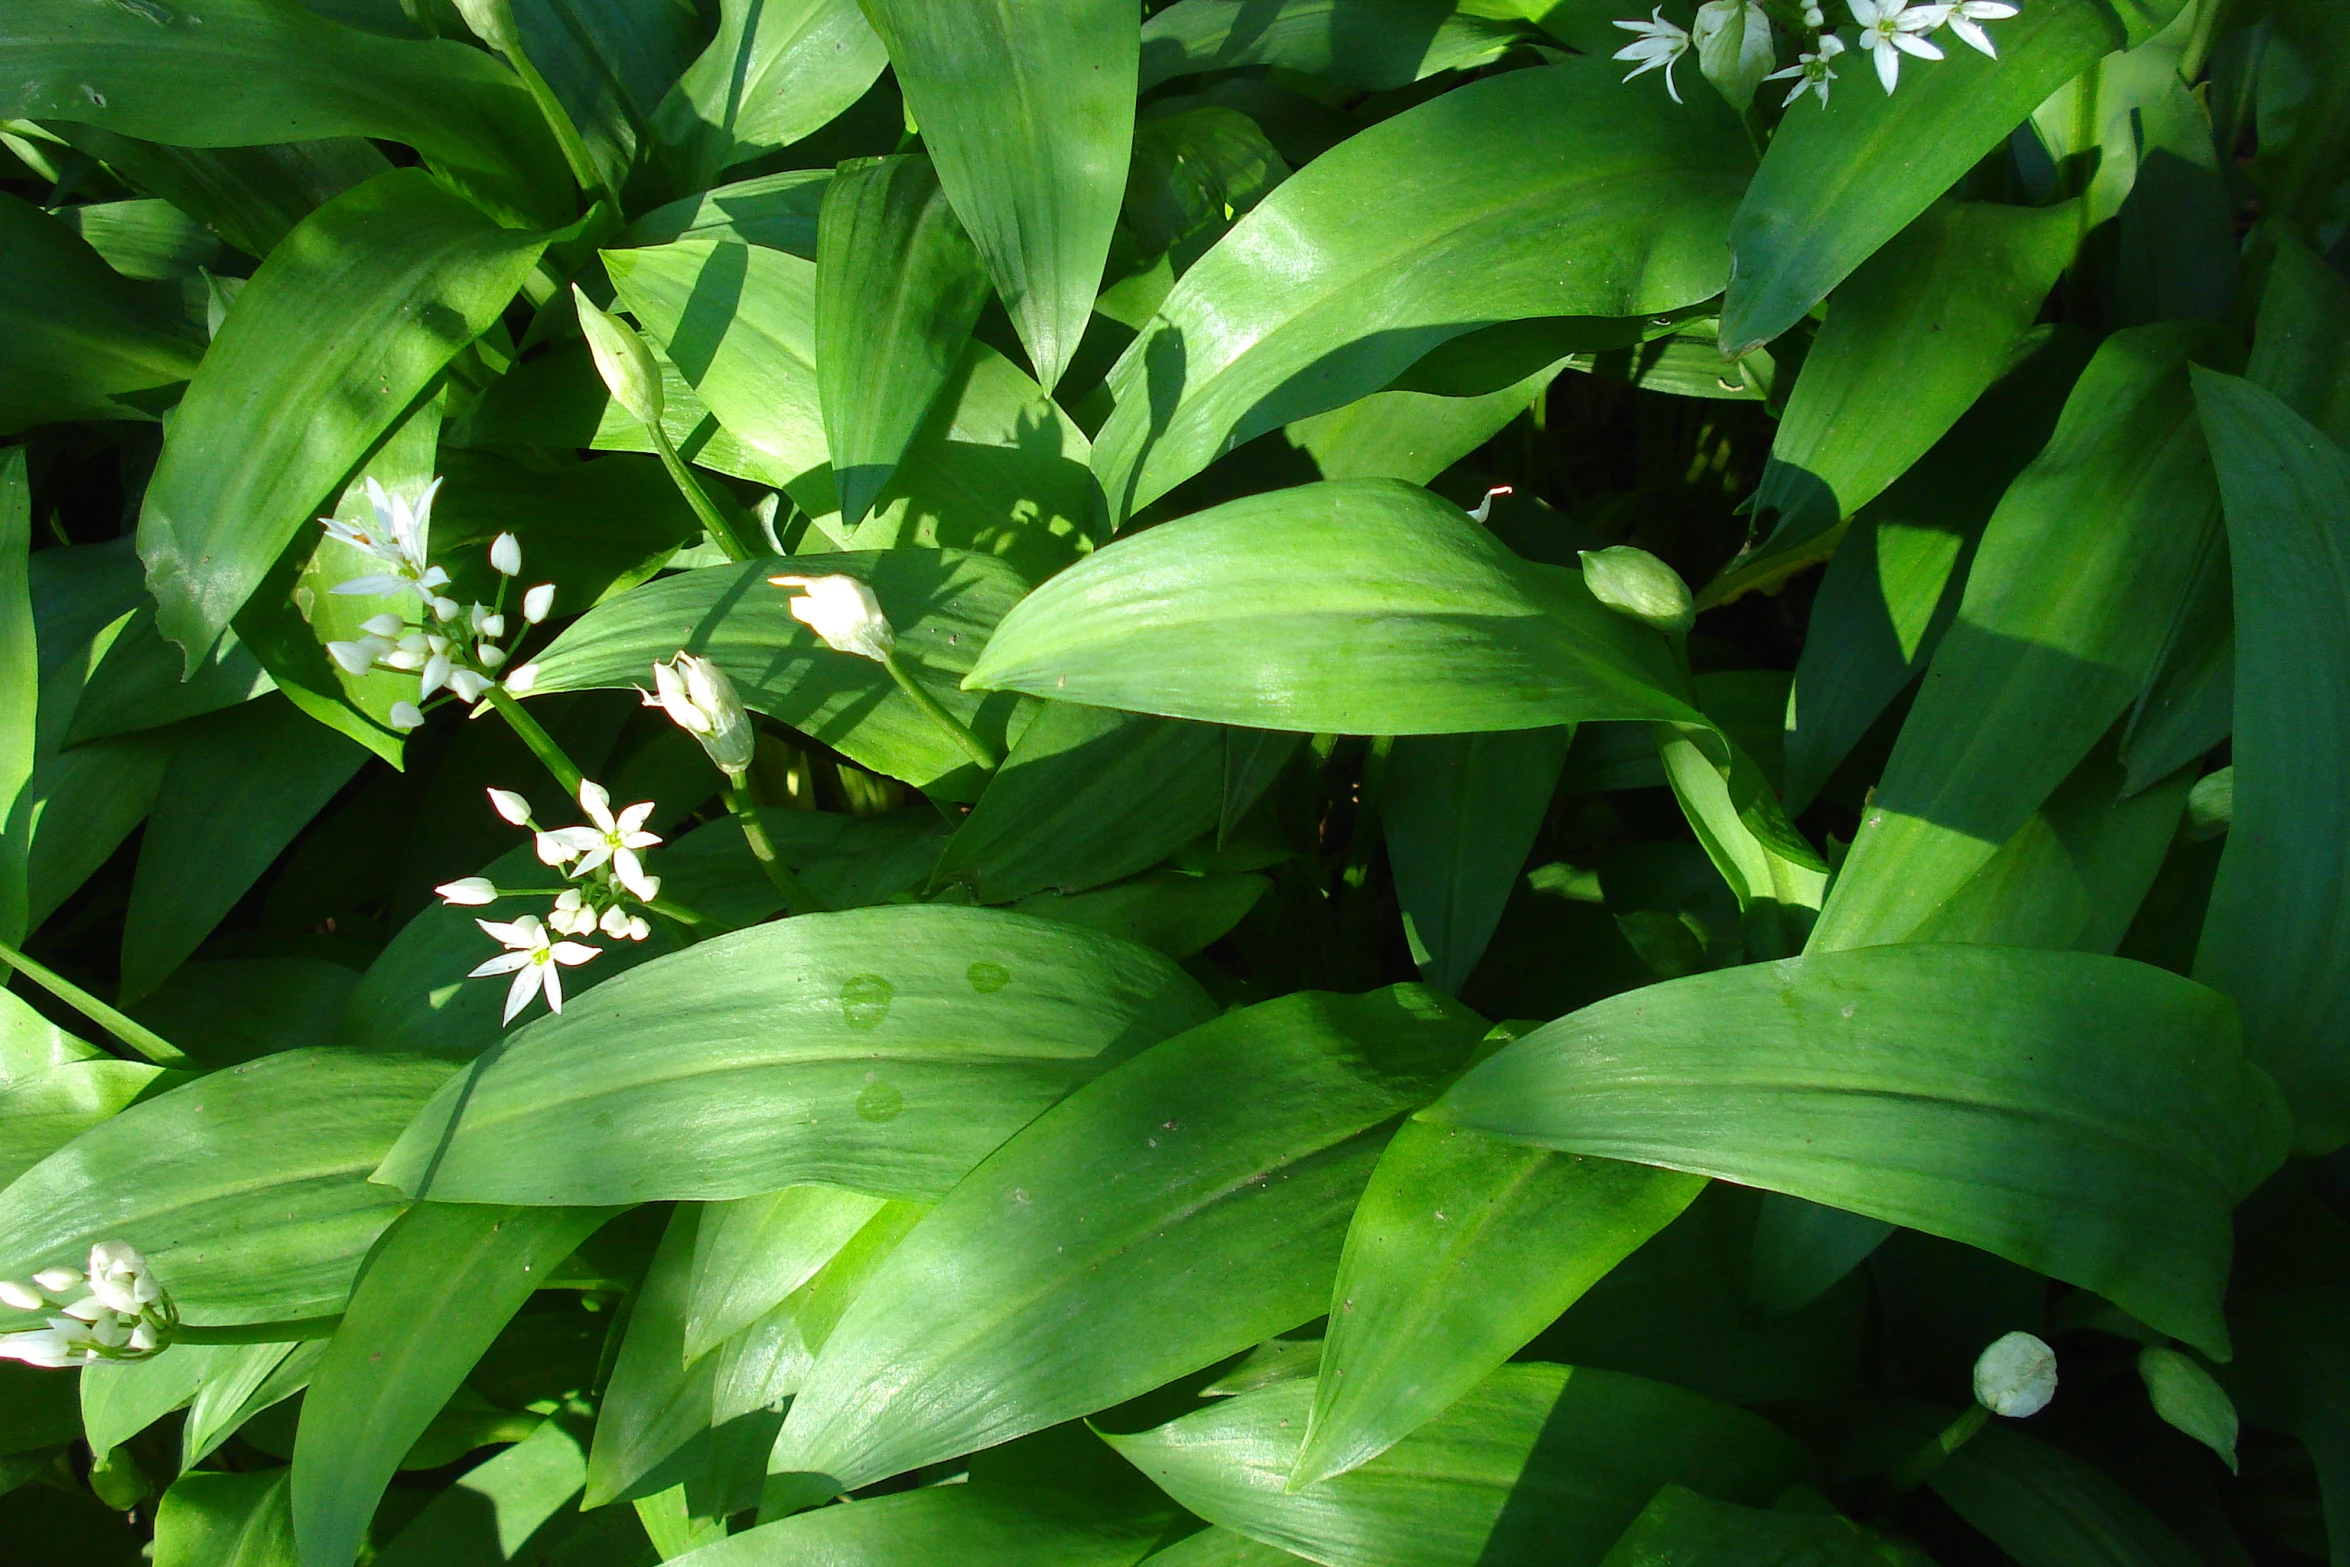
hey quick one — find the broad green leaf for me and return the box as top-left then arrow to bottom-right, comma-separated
54,197 -> 216,282
857,0 -> 1137,389
588,1208 -> 707,1508
0,989 -> 164,1187
1717,200 -> 2079,605
64,611 -> 272,746
1294,1123 -> 1702,1487
686,1187 -> 885,1363
1139,0 -> 1524,90
1,0 -> 567,225
374,906 -> 1218,1204
621,171 -> 831,258
771,986 -> 1488,1495
1106,1364 -> 1804,1567
1807,324 -> 2231,952
18,732 -> 175,936
1428,944 -> 2284,1357
653,0 -> 886,191
1013,871 -> 1270,961
1284,368 -> 1558,487
371,1420 -> 588,1567
120,694 -> 368,1004
1596,1485 -> 1891,1567
85,1342 -> 260,1457
1719,0 -> 2132,354
528,553 -> 1031,801
0,448 -> 30,943
1385,728 -> 1573,994
154,1468 -> 296,1567
965,480 -> 1694,735
2245,228 -> 2350,449
1122,105 -> 1290,259
1094,59 -> 1751,521
1654,724 -> 1826,962
294,1203 -> 614,1567
1928,1423 -> 2201,1567
664,1482 -> 1165,1567
816,155 -> 991,528
182,1340 -> 312,1466
138,169 -> 548,664
2139,1345 -> 2239,1471
0,194 -> 203,435
457,339 -> 793,488
509,0 -> 704,199
1141,1529 -> 1312,1566
2191,368 -> 2350,1151
44,128 -> 390,261
932,704 -> 1226,904
0,1049 -> 455,1325
1745,1197 -> 1894,1320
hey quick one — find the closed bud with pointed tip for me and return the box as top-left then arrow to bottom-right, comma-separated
1578,545 -> 1695,636
645,652 -> 756,777
572,287 -> 664,430
450,0 -> 521,52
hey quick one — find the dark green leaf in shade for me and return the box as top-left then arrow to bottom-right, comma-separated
855,0 -> 1137,390
1013,872 -> 1270,961
1139,1528 -> 1313,1566
0,447 -> 31,943
0,194 -> 202,436
653,0 -> 886,190
508,0 -> 705,200
1294,1123 -> 1701,1487
1384,729 -> 1574,994
1139,0 -> 1525,90
63,610 -> 272,747
2245,228 -> 2350,449
1928,1422 -> 2202,1567
770,986 -> 1488,1496
0,1049 -> 455,1325
1596,1485 -> 1894,1567
667,1479 -> 1166,1567
373,907 -> 1217,1205
370,1420 -> 590,1567
966,480 -> 1694,735
293,1203 -> 615,1567
2190,368 -> 2350,1152
1106,1363 -> 1805,1567
1284,370 -> 1558,487
137,169 -> 547,665
1428,944 -> 2287,1357
43,128 -> 390,261
816,155 -> 993,527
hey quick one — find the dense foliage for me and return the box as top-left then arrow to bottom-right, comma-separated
0,0 -> 2345,1564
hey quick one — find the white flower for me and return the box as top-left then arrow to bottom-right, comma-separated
549,888 -> 598,936
1466,486 -> 1512,525
470,606 -> 505,639
767,574 -> 896,663
523,584 -> 556,624
447,669 -> 493,703
1975,1331 -> 2058,1418
436,877 -> 498,906
388,701 -> 425,732
537,782 -> 663,899
30,1268 -> 79,1295
1612,8 -> 1692,102
476,643 -> 509,669
644,653 -> 756,776
86,1242 -> 158,1315
0,1318 -> 98,1368
323,477 -> 450,601
1766,31 -> 1846,105
1851,0 -> 1942,92
1912,0 -> 2017,55
490,533 -> 522,577
503,663 -> 540,695
468,913 -> 599,1023
488,787 -> 533,825
0,1279 -> 42,1311
1802,2 -> 1824,21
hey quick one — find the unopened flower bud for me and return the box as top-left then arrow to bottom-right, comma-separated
1974,1331 -> 2057,1418
572,287 -> 665,430
644,652 -> 756,776
450,0 -> 522,53
1579,545 -> 1695,636
436,877 -> 498,906
503,663 -> 540,695
0,1280 -> 41,1311
490,533 -> 522,577
523,584 -> 556,625
767,574 -> 895,663
361,613 -> 406,639
447,669 -> 493,703
487,787 -> 532,825
325,639 -> 380,676
388,701 -> 426,732
30,1268 -> 79,1295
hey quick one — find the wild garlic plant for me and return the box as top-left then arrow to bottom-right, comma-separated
0,1243 -> 174,1368
1614,0 -> 2017,111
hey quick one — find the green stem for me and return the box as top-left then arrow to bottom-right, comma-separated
503,43 -> 620,213
1886,1404 -> 1990,1495
727,775 -> 825,915
485,686 -> 587,799
649,421 -> 758,562
0,937 -> 189,1067
1333,735 -> 1395,991
644,896 -> 732,937
172,1316 -> 342,1345
883,651 -> 1000,771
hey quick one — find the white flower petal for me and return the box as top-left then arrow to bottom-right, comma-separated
488,787 -> 532,825
523,583 -> 556,624
31,1268 -> 80,1294
502,962 -> 545,1024
436,876 -> 498,906
0,1280 -> 43,1311
550,942 -> 600,966
577,779 -> 614,829
469,950 -> 534,978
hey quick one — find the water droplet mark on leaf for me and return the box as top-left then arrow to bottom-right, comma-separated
967,961 -> 1009,993
841,973 -> 893,1029
855,1082 -> 904,1122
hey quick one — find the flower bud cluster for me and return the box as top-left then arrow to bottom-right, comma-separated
0,1242 -> 174,1368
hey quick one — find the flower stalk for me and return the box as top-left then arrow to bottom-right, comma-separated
727,774 -> 826,917
486,684 -> 587,798
0,937 -> 189,1067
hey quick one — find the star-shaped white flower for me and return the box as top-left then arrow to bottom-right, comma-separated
1766,31 -> 1846,105
1910,0 -> 2017,56
325,477 -> 452,601
1612,7 -> 1693,102
1851,0 -> 1943,92
534,781 -> 662,899
468,913 -> 600,1023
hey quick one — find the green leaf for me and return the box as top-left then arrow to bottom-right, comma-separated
0,447 -> 31,944
293,1203 -> 614,1567
63,611 -> 272,747
154,1468 -> 296,1567
182,1341 -> 315,1467
0,194 -> 202,435
44,128 -> 390,262
1385,729 -> 1574,994
1653,724 -> 1825,962
965,480 -> 1694,734
1105,1363 -> 1805,1567
1,0 -> 567,225
771,986 -> 1488,1495
2190,367 -> 2350,1152
1807,324 -> 2232,953
374,906 -> 1217,1205
1138,0 -> 1525,91
1596,1485 -> 1890,1567
0,1049 -> 455,1325
1012,872 -> 1269,961
1094,59 -> 1751,521
1284,369 -> 1558,488
1428,944 -> 2284,1357
2138,1345 -> 2239,1471
0,989 -> 164,1188
2245,228 -> 2350,449
120,694 -> 368,1004
1716,200 -> 2079,605
586,1206 -> 709,1509
1140,1529 -> 1313,1566
528,552 -> 1031,801
686,1186 -> 885,1363
371,1420 -> 588,1567
621,170 -> 832,258
816,154 -> 992,528
1719,0 -> 2128,354
509,0 -> 705,200
1294,1123 -> 1702,1487
654,0 -> 886,193
856,0 -> 1137,390
85,1342 -> 259,1457
665,1482 -> 1167,1567
137,169 -> 548,665
932,704 -> 1227,904
1928,1422 -> 2201,1567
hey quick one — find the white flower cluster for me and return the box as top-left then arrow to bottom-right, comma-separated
432,780 -> 669,1024
0,1242 -> 173,1368
319,477 -> 555,732
1615,0 -> 2015,109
